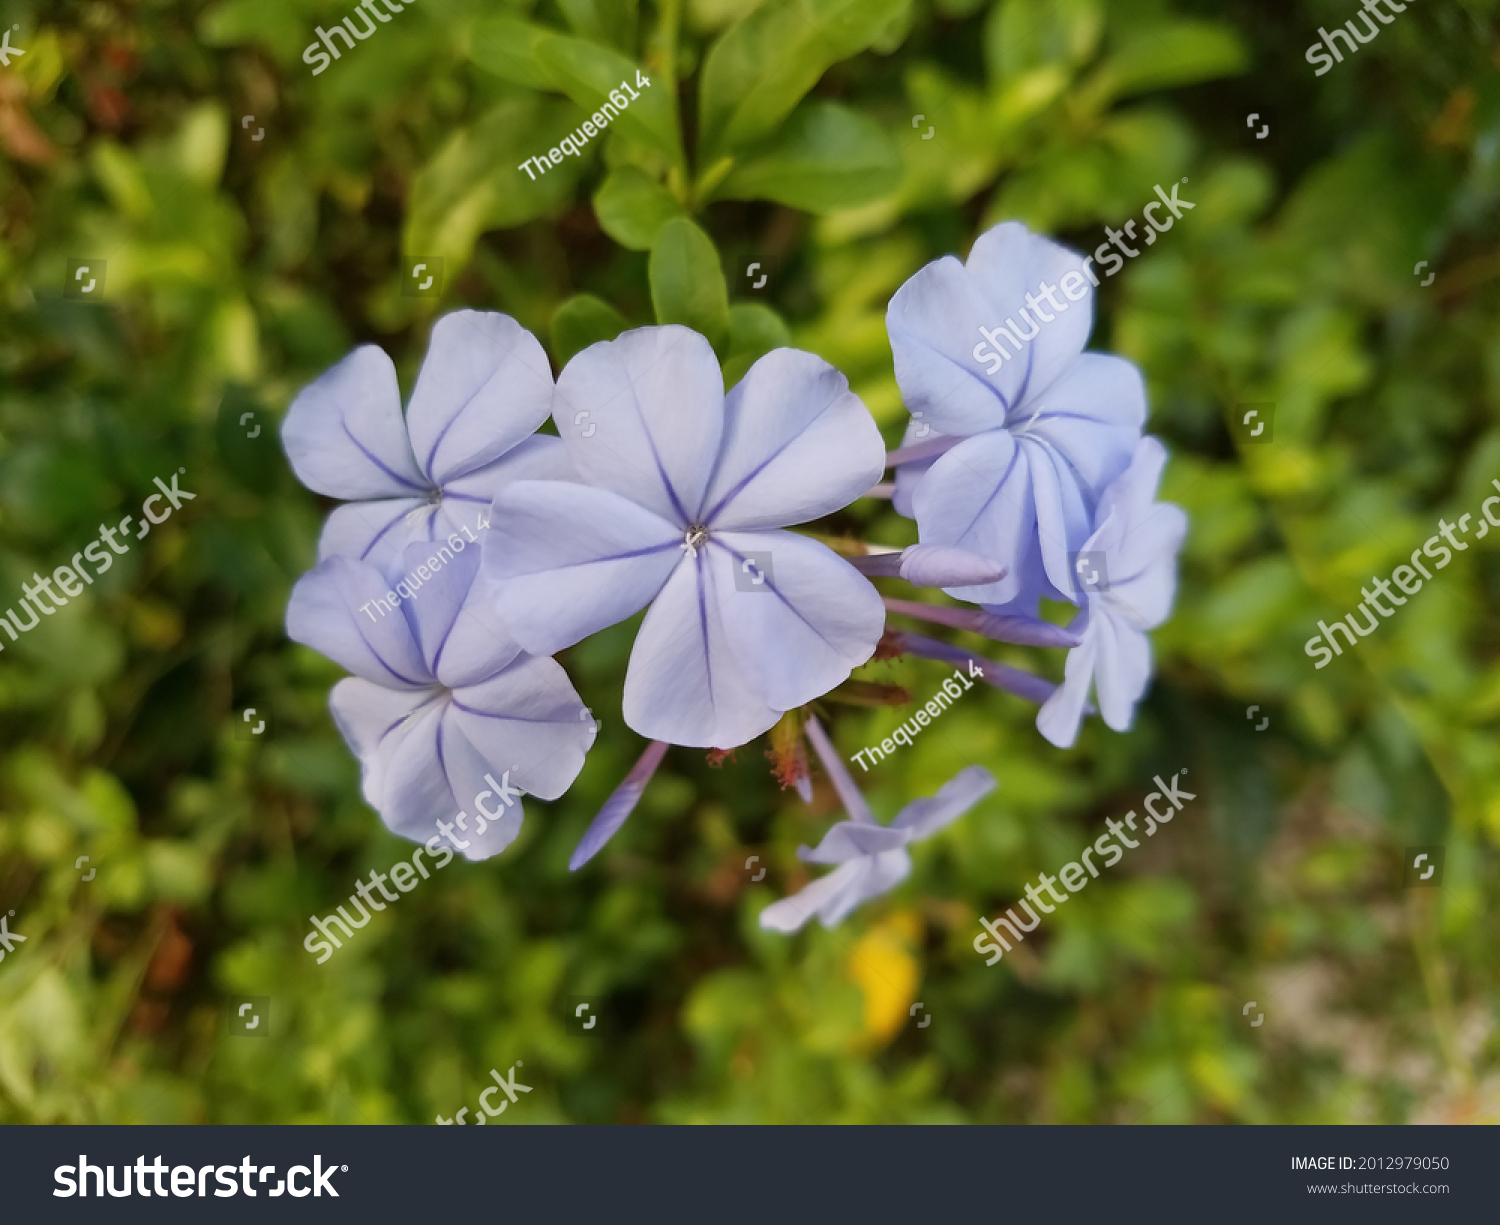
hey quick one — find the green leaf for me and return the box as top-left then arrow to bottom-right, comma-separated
688,0 -> 770,35
557,0 -> 640,53
716,102 -> 900,212
468,15 -> 558,90
1088,21 -> 1247,102
404,96 -> 585,276
649,217 -> 730,351
532,35 -> 683,166
198,0 -> 307,58
552,293 -> 630,366
722,303 -> 792,385
697,0 -> 911,161
470,18 -> 679,163
984,0 -> 1102,82
594,165 -> 684,250
172,103 -> 229,187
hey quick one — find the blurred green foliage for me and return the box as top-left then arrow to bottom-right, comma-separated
1,0 -> 1498,1124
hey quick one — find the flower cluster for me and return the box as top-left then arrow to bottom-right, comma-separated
279,219 -> 1185,930
885,220 -> 1186,749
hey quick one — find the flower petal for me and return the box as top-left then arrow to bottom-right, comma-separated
405,311 -> 556,486
699,348 -> 885,531
887,254 -> 1013,437
450,654 -> 595,802
329,677 -> 444,812
911,430 -> 1038,606
432,708 -> 529,859
1087,437 -> 1187,630
388,541 -> 522,689
1023,433 -> 1098,598
286,556 -> 431,688
798,819 -> 911,864
316,498 -> 428,567
890,422 -> 960,520
709,530 -> 884,712
819,849 -> 912,926
1091,608 -> 1152,732
553,325 -> 723,525
963,221 -> 1096,409
1101,502 -> 1187,629
483,480 -> 683,656
975,528 -> 1069,625
757,859 -> 866,933
1036,617 -> 1100,749
374,699 -> 525,861
442,434 -> 575,506
1011,353 -> 1144,494
891,765 -> 996,839
622,548 -> 781,748
281,345 -> 427,499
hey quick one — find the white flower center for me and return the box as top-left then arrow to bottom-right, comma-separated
681,525 -> 709,555
404,488 -> 444,525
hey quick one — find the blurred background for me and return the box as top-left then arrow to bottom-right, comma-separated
1,0 -> 1497,1124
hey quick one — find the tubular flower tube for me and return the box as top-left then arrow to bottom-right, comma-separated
888,631 -> 1066,708
882,597 -> 1080,650
568,740 -> 671,870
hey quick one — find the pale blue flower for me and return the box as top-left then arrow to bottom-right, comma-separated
482,326 -> 887,749
1036,438 -> 1186,749
286,539 -> 594,859
281,310 -> 572,571
886,221 -> 1146,611
759,718 -> 996,932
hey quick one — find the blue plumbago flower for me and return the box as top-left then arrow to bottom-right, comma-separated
886,221 -> 1146,613
1036,437 -> 1186,749
759,717 -> 996,932
482,326 -> 887,749
286,539 -> 595,859
281,310 -> 573,571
